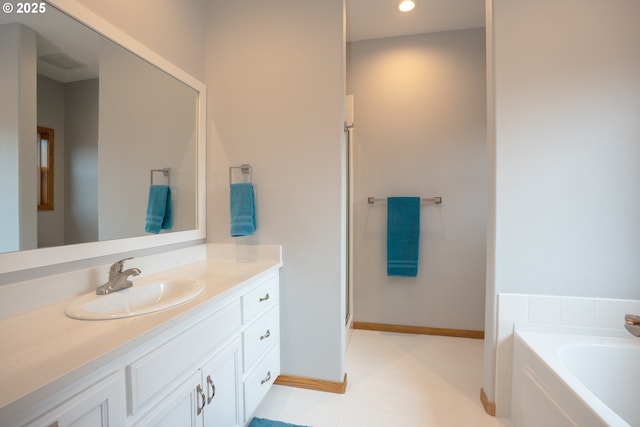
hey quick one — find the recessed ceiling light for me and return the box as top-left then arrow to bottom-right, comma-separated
397,0 -> 417,13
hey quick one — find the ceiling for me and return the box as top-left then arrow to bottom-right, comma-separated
0,0 -> 485,83
346,0 -> 485,42
0,5 -> 100,83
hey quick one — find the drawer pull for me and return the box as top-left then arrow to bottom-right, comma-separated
260,371 -> 272,385
196,384 -> 206,415
206,375 -> 216,404
260,329 -> 271,341
259,293 -> 270,302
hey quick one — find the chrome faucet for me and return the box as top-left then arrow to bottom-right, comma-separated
624,314 -> 640,337
96,257 -> 141,295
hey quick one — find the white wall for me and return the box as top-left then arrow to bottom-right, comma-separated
485,0 -> 640,410
37,75 -> 66,248
347,29 -> 487,331
74,0 -> 205,81
0,23 -> 37,253
205,0 -> 347,383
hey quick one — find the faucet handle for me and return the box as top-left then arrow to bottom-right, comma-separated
625,314 -> 640,325
109,257 -> 133,278
625,314 -> 640,337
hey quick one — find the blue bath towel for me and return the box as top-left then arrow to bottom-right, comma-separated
230,182 -> 256,236
144,185 -> 172,234
387,197 -> 420,277
248,418 -> 310,427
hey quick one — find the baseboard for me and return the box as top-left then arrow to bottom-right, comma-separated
480,388 -> 496,416
274,373 -> 348,394
353,321 -> 484,339
346,312 -> 354,331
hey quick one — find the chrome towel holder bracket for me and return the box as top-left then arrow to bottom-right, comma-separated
150,168 -> 171,186
368,196 -> 442,205
229,164 -> 252,184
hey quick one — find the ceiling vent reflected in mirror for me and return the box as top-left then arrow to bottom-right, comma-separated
38,53 -> 87,70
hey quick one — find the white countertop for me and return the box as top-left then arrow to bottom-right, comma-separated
0,253 -> 281,416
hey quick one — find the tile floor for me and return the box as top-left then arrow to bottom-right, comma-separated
253,329 -> 513,426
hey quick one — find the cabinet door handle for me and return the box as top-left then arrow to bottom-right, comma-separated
260,370 -> 272,385
260,329 -> 271,340
196,384 -> 206,415
259,293 -> 270,302
206,375 -> 216,404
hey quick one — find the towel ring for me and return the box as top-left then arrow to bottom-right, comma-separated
151,168 -> 171,186
229,164 -> 252,184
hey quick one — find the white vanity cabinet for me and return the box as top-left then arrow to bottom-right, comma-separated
126,300 -> 241,420
0,261 -> 281,427
131,339 -> 242,427
127,271 -> 282,426
127,298 -> 244,427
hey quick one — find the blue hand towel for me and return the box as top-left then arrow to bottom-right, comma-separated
248,418 -> 310,427
230,182 -> 256,237
144,185 -> 172,234
387,197 -> 420,277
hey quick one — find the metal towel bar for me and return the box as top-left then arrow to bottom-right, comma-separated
367,196 -> 442,205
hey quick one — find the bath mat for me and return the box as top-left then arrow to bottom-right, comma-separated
248,417 -> 310,427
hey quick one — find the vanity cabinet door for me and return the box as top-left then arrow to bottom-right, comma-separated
131,370 -> 202,427
131,339 -> 241,427
201,339 -> 242,427
25,372 -> 125,427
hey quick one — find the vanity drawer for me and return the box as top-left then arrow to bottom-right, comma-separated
243,306 -> 279,371
243,346 -> 280,420
127,300 -> 241,415
241,274 -> 278,323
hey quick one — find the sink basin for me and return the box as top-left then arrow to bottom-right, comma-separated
65,278 -> 204,320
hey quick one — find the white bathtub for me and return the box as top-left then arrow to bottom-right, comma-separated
511,326 -> 640,427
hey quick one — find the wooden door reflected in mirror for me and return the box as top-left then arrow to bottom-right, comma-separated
37,126 -> 54,211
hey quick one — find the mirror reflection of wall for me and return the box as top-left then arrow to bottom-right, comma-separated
0,22 -> 37,253
37,74 -> 99,248
0,4 -> 198,255
98,38 -> 197,242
